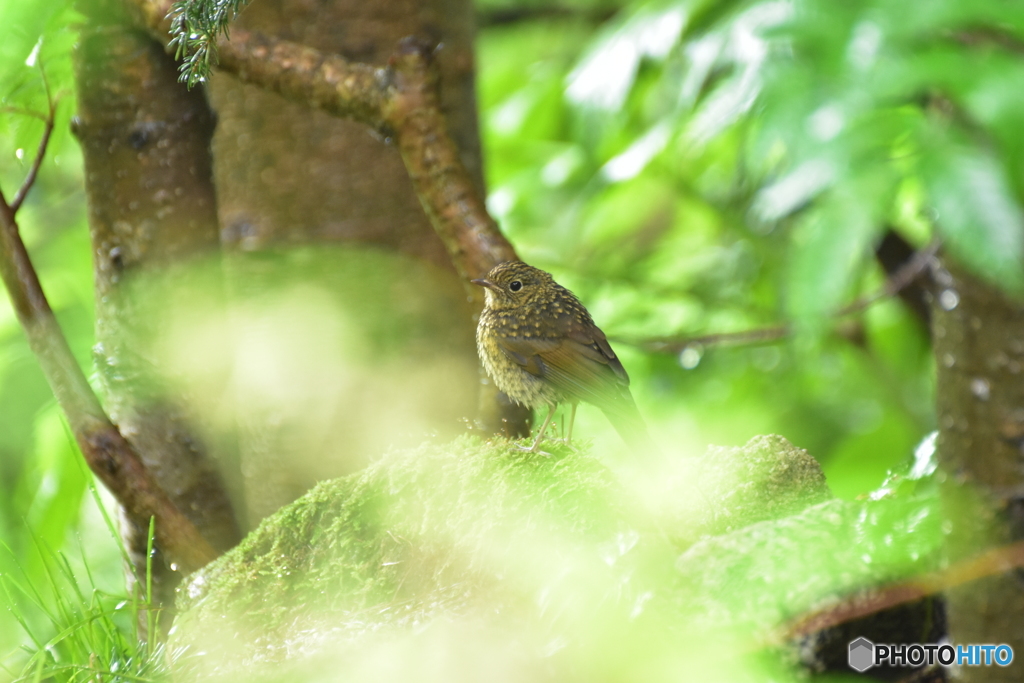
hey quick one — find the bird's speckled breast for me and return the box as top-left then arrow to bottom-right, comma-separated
477,308 -> 561,408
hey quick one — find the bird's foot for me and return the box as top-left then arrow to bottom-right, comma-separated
552,437 -> 577,452
526,438 -> 575,454
514,443 -> 552,457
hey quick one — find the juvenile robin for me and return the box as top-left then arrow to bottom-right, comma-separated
472,261 -> 655,453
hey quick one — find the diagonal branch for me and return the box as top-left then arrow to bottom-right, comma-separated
212,29 -> 389,131
628,241 -> 940,354
0,171 -> 217,575
127,0 -> 517,282
125,0 -> 525,436
385,38 -> 518,281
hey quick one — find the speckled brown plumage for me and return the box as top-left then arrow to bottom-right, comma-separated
472,261 -> 655,452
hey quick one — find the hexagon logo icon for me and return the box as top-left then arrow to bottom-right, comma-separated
848,637 -> 875,672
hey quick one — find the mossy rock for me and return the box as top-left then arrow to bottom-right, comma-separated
175,435 -> 643,639
170,434 -> 940,680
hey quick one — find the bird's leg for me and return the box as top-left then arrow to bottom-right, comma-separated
520,403 -> 558,455
566,403 -> 578,446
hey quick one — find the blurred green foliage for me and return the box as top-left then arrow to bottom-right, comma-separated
167,436 -> 954,681
477,0 -> 1022,492
1,0 -> 1023,677
0,0 -> 112,668
1,498 -> 169,681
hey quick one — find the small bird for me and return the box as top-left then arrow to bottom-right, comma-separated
472,261 -> 655,453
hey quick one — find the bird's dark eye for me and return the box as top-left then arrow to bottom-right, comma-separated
509,280 -> 523,292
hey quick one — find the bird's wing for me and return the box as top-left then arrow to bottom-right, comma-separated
565,321 -> 630,384
496,325 -> 631,409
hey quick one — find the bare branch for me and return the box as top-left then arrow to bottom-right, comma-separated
635,326 -> 789,353
385,38 -> 518,281
0,106 -> 48,121
214,29 -> 390,132
131,0 -> 388,129
953,27 -> 1024,56
626,241 -> 939,354
127,0 -> 517,281
835,240 -> 940,317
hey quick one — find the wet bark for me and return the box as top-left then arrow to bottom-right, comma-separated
932,256 -> 1024,682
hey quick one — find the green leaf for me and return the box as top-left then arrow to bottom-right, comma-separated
0,0 -> 71,91
785,186 -> 881,330
566,2 -> 689,113
921,135 -> 1024,293
13,406 -> 87,575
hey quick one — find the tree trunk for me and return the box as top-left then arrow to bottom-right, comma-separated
73,0 -> 241,616
208,0 -> 488,527
933,256 -> 1024,682
73,0 -> 528,569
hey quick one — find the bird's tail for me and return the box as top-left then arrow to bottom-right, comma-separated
602,396 -> 660,455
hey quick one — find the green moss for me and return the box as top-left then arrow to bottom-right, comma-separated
170,435 -> 946,680
174,436 -> 636,647
673,491 -> 946,633
660,434 -> 833,547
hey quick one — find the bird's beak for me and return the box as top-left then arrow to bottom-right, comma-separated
471,278 -> 495,289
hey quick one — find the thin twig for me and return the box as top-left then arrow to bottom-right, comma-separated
10,81 -> 57,214
478,5 -> 618,27
0,106 -> 48,121
639,326 -> 789,352
953,27 -> 1024,56
628,240 -> 940,354
835,240 -> 940,317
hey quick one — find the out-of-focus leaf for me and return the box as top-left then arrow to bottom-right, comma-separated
566,2 -> 689,112
684,0 -> 791,145
14,405 -> 87,567
822,410 -> 921,499
0,2 -> 80,208
601,119 -> 672,181
486,63 -> 569,143
785,184 -> 881,329
921,133 -> 1024,293
0,0 -> 71,89
752,158 -> 837,223
576,174 -> 675,258
959,58 -> 1024,195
